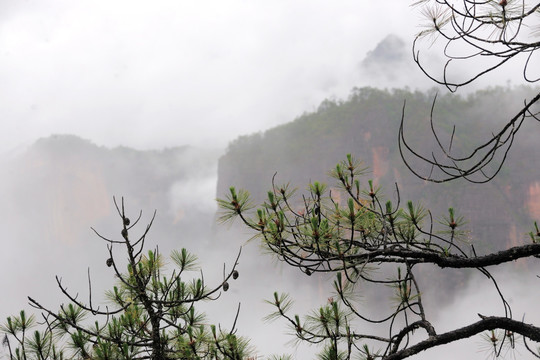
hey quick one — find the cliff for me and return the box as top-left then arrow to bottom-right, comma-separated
217,86 -> 540,253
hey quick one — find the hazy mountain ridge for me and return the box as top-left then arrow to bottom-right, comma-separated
2,134 -> 219,246
217,86 -> 540,253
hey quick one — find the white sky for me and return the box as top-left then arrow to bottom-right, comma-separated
0,0 -> 424,153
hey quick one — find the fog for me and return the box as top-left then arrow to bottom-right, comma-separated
1,135 -> 539,359
0,0 -> 404,153
1,1 -> 539,359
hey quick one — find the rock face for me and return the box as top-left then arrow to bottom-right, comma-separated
217,86 -> 540,252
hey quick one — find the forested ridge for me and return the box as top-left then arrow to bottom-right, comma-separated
218,86 -> 540,253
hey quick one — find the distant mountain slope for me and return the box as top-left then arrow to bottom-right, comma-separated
0,135 -> 221,322
217,86 -> 540,253
1,134 -> 220,247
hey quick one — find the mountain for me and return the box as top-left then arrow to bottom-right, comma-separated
217,86 -> 540,254
2,134 -> 222,241
216,85 -> 540,306
360,34 -> 410,83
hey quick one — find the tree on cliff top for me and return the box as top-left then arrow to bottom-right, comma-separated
1,198 -> 248,360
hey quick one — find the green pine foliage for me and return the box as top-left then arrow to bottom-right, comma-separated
1,199 -> 249,360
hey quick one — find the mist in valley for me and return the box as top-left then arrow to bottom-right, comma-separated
1,1 -> 539,359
